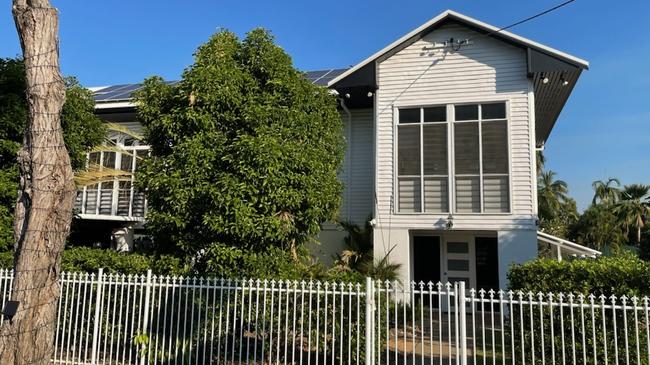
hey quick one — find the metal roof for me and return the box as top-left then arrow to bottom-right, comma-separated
92,68 -> 348,103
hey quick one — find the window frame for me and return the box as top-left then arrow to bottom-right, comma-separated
394,100 -> 512,215
395,106 -> 451,214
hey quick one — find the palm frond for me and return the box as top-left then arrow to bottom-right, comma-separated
105,122 -> 144,140
74,164 -> 133,187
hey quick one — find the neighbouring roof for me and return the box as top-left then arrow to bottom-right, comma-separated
92,68 -> 348,104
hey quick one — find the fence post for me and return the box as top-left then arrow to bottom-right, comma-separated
140,269 -> 153,365
365,277 -> 375,365
458,281 -> 467,365
90,268 -> 104,365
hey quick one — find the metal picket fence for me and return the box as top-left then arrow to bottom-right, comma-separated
1,268 -> 650,365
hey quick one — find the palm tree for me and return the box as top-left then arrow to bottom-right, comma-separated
592,178 -> 621,205
614,184 -> 650,244
536,150 -> 546,176
537,170 -> 570,221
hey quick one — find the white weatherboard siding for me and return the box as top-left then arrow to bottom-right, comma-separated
375,23 -> 536,231
310,108 -> 375,263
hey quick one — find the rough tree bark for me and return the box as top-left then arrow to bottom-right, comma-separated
0,1 -> 74,364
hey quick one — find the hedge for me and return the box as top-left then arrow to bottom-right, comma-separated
0,247 -> 186,275
508,253 -> 650,297
508,254 -> 650,365
0,245 -> 365,282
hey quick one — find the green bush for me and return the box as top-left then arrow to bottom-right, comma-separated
0,247 -> 186,275
508,255 -> 650,365
196,243 -> 367,282
508,253 -> 650,297
134,29 -> 344,256
0,245 -> 368,282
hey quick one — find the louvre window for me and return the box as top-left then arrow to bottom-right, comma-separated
454,103 -> 509,213
397,106 -> 449,213
396,102 -> 509,214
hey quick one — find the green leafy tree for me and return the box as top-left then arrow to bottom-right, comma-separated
135,29 -> 345,259
571,203 -> 626,250
537,170 -> 570,221
614,184 -> 650,244
0,57 -> 106,251
539,197 -> 578,239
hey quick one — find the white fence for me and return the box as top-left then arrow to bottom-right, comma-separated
1,269 -> 649,365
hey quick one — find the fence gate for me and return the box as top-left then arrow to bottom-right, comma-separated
370,279 -> 467,365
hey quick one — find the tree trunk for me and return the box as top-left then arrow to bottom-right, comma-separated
0,1 -> 73,364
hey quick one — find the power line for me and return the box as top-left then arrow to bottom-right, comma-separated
475,0 -> 577,40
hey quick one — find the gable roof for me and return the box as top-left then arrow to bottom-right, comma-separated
327,10 -> 589,146
328,9 -> 588,88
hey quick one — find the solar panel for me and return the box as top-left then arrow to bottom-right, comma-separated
93,84 -> 131,94
94,83 -> 142,101
311,68 -> 347,86
105,84 -> 143,101
304,70 -> 329,82
92,68 -> 350,102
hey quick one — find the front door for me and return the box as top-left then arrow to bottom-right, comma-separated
412,235 -> 441,285
441,234 -> 476,289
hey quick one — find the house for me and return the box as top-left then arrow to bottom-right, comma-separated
83,10 -> 599,287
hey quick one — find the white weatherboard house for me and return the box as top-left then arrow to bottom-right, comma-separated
84,10 -> 599,288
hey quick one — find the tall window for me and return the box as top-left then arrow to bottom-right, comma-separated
397,106 -> 449,213
454,103 -> 509,213
396,102 -> 509,214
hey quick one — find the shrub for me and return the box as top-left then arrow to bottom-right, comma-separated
0,247 -> 185,275
333,220 -> 401,282
508,253 -> 650,297
508,255 -> 650,365
196,243 -> 367,282
197,243 -> 307,280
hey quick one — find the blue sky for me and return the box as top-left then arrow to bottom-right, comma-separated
1,0 -> 648,210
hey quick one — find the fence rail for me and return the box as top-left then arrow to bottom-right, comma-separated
1,269 -> 649,365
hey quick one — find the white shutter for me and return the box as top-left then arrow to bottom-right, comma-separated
455,176 -> 480,213
424,177 -> 448,212
99,182 -> 113,215
483,176 -> 509,212
398,177 -> 421,213
84,185 -> 98,214
133,192 -> 146,217
117,181 -> 131,216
